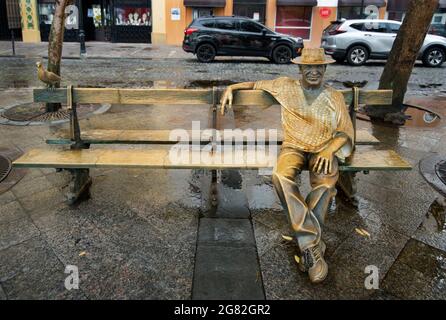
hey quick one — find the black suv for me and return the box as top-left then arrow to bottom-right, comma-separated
183,16 -> 303,63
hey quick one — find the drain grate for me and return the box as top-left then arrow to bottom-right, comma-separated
31,109 -> 71,122
436,160 -> 446,186
0,154 -> 12,183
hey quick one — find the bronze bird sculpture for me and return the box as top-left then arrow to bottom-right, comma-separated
36,61 -> 61,90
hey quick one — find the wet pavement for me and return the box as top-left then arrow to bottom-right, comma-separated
0,42 -> 445,299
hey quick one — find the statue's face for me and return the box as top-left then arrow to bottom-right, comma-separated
300,65 -> 326,88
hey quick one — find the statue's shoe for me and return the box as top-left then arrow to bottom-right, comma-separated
298,240 -> 325,273
298,241 -> 328,283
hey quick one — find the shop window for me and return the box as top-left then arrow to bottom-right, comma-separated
275,6 -> 312,40
387,11 -> 405,22
193,8 -> 214,20
114,6 -> 151,26
337,6 -> 362,19
38,0 -> 78,42
38,1 -> 56,25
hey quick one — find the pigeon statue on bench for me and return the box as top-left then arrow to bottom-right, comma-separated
36,61 -> 61,90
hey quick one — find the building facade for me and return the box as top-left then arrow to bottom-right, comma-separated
6,0 -> 446,46
160,0 -> 388,47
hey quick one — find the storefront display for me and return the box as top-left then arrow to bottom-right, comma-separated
111,0 -> 152,43
36,0 -> 151,43
275,1 -> 316,40
38,0 -> 78,41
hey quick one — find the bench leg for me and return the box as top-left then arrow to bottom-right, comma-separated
336,171 -> 358,207
66,169 -> 92,205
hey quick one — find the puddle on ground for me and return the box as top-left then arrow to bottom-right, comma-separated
358,105 -> 442,128
419,83 -> 443,89
404,106 -> 441,128
427,198 -> 446,232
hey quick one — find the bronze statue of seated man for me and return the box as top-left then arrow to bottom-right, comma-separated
220,48 -> 354,283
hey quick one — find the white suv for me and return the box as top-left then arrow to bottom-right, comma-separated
321,19 -> 446,67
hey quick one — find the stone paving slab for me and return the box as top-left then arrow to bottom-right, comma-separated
198,218 -> 255,247
0,217 -> 40,251
414,209 -> 446,252
382,239 -> 446,299
0,284 -> 6,300
192,245 -> 264,300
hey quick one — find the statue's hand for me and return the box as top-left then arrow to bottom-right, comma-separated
313,148 -> 335,175
220,86 -> 234,115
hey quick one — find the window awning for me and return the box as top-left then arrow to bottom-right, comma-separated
276,0 -> 317,6
386,0 -> 409,11
233,0 -> 267,4
184,0 -> 226,7
338,0 -> 386,7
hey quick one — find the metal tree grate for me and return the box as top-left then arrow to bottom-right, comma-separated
436,160 -> 446,186
0,154 -> 12,183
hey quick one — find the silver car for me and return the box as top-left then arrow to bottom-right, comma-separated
321,19 -> 446,67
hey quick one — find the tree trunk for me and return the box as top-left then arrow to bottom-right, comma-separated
46,0 -> 73,112
366,0 -> 439,124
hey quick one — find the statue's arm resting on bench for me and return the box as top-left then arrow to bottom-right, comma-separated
220,82 -> 255,115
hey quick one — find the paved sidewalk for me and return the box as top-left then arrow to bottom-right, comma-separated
0,41 -> 190,60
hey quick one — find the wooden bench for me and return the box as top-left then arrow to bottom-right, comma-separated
13,86 -> 411,204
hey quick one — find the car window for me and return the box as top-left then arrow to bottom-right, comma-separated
324,22 -> 342,33
240,21 -> 263,33
388,23 -> 400,33
215,19 -> 237,31
350,23 -> 364,31
364,22 -> 388,33
201,20 -> 215,28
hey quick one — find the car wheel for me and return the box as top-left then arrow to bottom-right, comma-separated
272,45 -> 292,64
347,45 -> 368,66
196,43 -> 216,63
422,47 -> 445,67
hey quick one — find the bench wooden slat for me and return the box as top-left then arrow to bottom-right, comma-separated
46,129 -> 380,145
34,88 -> 392,106
13,148 -> 411,171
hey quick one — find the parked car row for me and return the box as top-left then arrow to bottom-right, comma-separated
183,16 -> 446,67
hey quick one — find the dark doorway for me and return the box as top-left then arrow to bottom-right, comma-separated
0,0 -> 22,41
83,0 -> 111,41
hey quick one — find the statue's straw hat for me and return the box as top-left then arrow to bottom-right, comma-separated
292,48 -> 335,65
